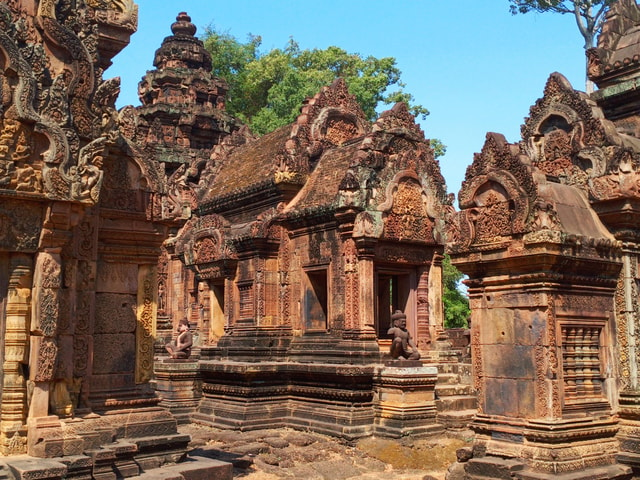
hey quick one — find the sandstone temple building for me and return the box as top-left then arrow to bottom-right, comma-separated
3,0 -> 640,479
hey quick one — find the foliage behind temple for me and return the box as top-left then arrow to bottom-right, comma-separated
202,27 -> 445,156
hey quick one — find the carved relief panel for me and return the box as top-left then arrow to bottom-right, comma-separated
469,182 -> 514,243
382,177 -> 435,243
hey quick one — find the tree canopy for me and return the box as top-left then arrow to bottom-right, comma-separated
202,27 -> 444,155
508,0 -> 615,92
442,254 -> 470,329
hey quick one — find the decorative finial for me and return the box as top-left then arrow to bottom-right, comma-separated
171,12 -> 197,37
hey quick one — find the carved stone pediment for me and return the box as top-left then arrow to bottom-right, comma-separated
453,129 -> 618,255
0,1 -> 139,206
175,214 -> 236,267
285,79 -> 369,173
453,133 -> 535,251
520,73 -> 617,189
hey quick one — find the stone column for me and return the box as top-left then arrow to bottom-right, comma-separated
621,251 -> 638,390
615,246 -> 640,472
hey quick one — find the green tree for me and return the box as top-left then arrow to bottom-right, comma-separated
442,254 -> 470,329
508,0 -> 615,93
202,27 -> 443,156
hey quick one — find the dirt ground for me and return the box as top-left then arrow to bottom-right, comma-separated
181,423 -> 472,480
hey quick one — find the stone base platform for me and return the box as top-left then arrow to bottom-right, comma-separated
194,360 -> 442,440
460,414 -> 633,480
374,363 -> 443,438
1,454 -> 231,480
154,359 -> 202,425
195,360 -> 376,440
463,455 -> 631,480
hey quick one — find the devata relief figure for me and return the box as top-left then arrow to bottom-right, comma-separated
165,319 -> 193,359
388,310 -> 421,360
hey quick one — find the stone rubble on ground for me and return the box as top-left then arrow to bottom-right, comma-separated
181,424 -> 464,480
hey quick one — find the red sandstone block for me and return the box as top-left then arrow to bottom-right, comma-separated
148,457 -> 233,480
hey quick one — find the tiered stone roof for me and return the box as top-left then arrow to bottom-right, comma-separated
135,12 -> 241,157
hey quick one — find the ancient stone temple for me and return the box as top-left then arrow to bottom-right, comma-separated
446,0 -> 640,477
0,2 -> 464,476
170,76 -> 454,437
0,1 -> 228,478
17,0 -> 640,478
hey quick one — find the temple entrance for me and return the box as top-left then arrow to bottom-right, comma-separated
302,267 -> 329,332
209,281 -> 225,343
375,268 -> 417,340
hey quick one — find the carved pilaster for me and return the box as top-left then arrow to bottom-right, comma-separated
0,255 -> 32,455
29,250 -> 63,421
255,257 -> 265,325
30,249 -> 62,402
136,265 -> 157,384
72,214 -> 99,413
356,255 -> 376,339
426,253 -> 443,343
619,249 -> 638,391
342,238 -> 358,334
224,276 -> 234,333
278,235 -> 292,329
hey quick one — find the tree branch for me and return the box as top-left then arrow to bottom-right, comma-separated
573,1 -> 592,47
593,1 -> 612,32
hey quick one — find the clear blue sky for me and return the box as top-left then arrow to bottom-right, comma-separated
109,0 -> 586,198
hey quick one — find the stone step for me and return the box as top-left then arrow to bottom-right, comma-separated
4,455 -> 232,480
436,350 -> 460,360
436,362 -> 460,374
436,383 -> 472,396
432,339 -> 453,349
421,353 -> 441,363
6,458 -> 67,480
437,372 -> 461,384
465,456 -> 525,480
436,361 -> 472,377
436,395 -> 478,412
457,363 -> 473,384
136,456 -> 232,480
437,409 -> 477,430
